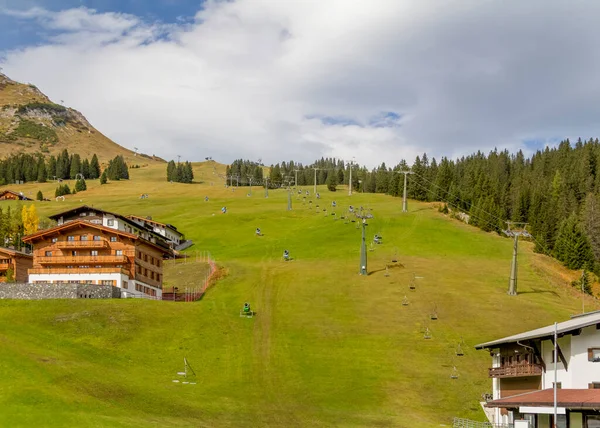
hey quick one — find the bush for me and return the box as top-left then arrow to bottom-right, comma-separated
74,178 -> 87,192
13,119 -> 59,144
55,184 -> 71,197
36,190 -> 43,201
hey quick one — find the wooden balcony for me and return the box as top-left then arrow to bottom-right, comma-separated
56,240 -> 108,249
0,263 -> 10,270
37,255 -> 128,265
29,267 -> 128,275
489,363 -> 543,378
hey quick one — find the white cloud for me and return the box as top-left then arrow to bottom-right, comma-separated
2,0 -> 600,167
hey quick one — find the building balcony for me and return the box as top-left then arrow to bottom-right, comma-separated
37,255 -> 128,265
488,363 -> 543,378
55,240 -> 108,249
0,263 -> 10,270
29,267 -> 128,275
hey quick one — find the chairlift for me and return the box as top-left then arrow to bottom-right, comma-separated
430,304 -> 438,320
424,327 -> 432,340
409,280 -> 416,291
450,366 -> 459,379
384,265 -> 390,277
402,296 -> 409,306
456,343 -> 464,357
369,243 -> 375,252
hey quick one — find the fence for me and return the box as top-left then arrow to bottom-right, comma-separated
162,251 -> 217,302
453,418 -> 513,428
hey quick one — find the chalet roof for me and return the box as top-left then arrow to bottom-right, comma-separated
0,246 -> 32,258
486,389 -> 600,409
47,205 -> 171,245
475,311 -> 600,349
21,220 -> 171,255
0,189 -> 33,201
127,215 -> 182,234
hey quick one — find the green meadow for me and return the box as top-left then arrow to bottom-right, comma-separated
0,162 -> 594,427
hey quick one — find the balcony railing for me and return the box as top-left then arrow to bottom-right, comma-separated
488,363 -> 543,378
29,267 -> 128,275
37,255 -> 128,265
0,263 -> 10,270
56,240 -> 108,249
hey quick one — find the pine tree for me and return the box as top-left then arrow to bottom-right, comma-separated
167,160 -> 176,182
47,156 -> 57,179
36,190 -> 43,201
36,157 -> 47,183
100,170 -> 107,185
326,169 -> 338,191
89,154 -> 100,179
69,154 -> 81,179
81,159 -> 90,178
554,213 -> 594,270
75,178 -> 87,192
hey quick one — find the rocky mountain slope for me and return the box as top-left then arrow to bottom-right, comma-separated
0,73 -> 163,164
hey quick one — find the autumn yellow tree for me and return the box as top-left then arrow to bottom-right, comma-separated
22,205 -> 39,235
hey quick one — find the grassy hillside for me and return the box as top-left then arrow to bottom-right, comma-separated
0,162 -> 595,427
0,73 -> 161,164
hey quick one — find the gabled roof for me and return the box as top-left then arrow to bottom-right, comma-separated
47,205 -> 171,246
486,389 -> 600,409
0,189 -> 33,201
22,220 -> 171,255
127,215 -> 182,234
475,311 -> 600,349
0,246 -> 32,258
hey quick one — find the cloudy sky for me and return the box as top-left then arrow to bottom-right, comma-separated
0,0 -> 598,167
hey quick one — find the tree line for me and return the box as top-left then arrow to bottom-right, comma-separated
166,160 -> 194,183
0,151 -> 130,185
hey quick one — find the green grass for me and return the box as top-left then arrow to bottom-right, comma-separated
0,162 -> 595,427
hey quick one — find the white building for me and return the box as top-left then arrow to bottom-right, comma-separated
127,215 -> 185,247
475,311 -> 600,427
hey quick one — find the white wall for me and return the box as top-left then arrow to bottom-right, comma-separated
570,325 -> 600,388
542,335 -> 572,388
29,272 -> 126,287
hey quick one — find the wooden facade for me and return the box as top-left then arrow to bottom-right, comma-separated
0,190 -> 33,201
23,220 -> 169,296
0,247 -> 33,283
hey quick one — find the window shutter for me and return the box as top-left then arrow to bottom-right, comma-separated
589,349 -> 594,361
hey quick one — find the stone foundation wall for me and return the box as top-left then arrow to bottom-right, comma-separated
0,283 -> 122,300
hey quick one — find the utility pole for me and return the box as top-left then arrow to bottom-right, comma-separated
284,176 -> 293,210
312,168 -> 320,195
177,155 -> 181,164
247,175 -> 253,195
348,159 -> 354,196
398,171 -> 413,213
356,209 -> 374,275
504,222 -> 530,296
265,177 -> 269,198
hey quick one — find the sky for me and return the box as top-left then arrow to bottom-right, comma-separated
0,0 -> 599,167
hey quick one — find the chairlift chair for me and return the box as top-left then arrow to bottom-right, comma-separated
424,327 -> 432,340
450,366 -> 459,379
430,304 -> 438,320
409,280 -> 416,291
384,265 -> 390,277
456,343 -> 464,357
402,296 -> 409,306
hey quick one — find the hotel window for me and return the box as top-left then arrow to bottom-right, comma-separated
80,212 -> 87,217
51,237 -> 58,243
45,251 -> 52,257
91,250 -> 98,257
71,251 -> 77,256
150,272 -> 154,280
115,250 -> 123,256
107,219 -> 114,226
110,237 -> 117,242
67,235 -> 75,241
137,265 -> 141,274
589,383 -> 600,389
93,236 -> 101,241
144,268 -> 148,276
588,348 -> 600,362
81,235 -> 88,241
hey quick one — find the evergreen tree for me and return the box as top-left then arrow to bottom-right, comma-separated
89,154 -> 101,179
75,178 -> 87,192
326,169 -> 338,191
81,159 -> 90,178
36,157 -> 47,183
47,156 -> 57,179
167,160 -> 176,182
100,170 -> 108,185
554,213 -> 594,270
36,190 -> 43,201
69,153 -> 81,179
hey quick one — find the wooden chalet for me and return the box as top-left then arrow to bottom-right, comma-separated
0,190 -> 33,201
0,247 -> 33,283
22,220 -> 171,298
